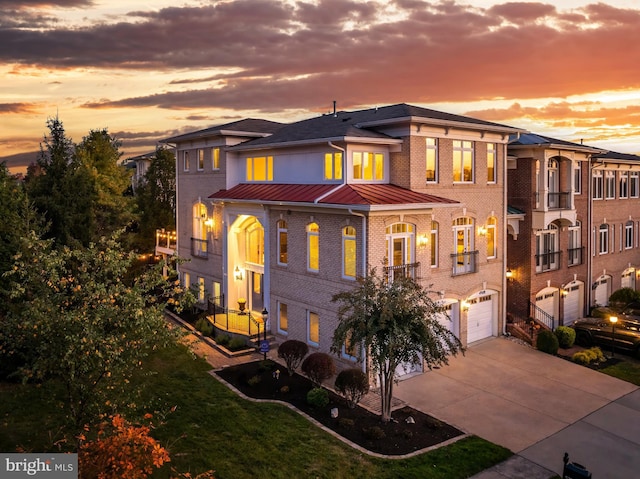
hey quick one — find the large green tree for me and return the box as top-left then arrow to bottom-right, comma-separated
0,231 -> 194,432
331,269 -> 464,422
134,147 -> 176,253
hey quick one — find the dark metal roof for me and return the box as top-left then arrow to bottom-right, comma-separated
592,150 -> 640,162
509,133 -> 602,153
507,205 -> 525,215
162,119 -> 285,143
208,183 -> 458,208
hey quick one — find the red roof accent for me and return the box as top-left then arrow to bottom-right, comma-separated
209,183 -> 458,207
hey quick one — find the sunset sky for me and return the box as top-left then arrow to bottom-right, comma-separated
2,0 -> 640,169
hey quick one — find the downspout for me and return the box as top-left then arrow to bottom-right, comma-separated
349,208 -> 368,374
502,142 -> 508,335
328,141 -> 347,186
587,156 -> 593,314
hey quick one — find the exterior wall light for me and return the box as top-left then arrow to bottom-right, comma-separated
234,266 -> 244,281
506,268 -> 514,281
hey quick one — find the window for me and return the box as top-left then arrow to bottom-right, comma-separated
324,152 -> 343,180
183,272 -> 190,290
197,277 -> 205,303
452,217 -> 476,274
574,162 -> 581,194
192,202 -> 208,257
353,152 -> 384,180
341,333 -> 357,361
342,226 -> 356,279
626,221 -> 634,249
246,156 -> 273,181
385,223 -> 417,280
277,220 -> 288,265
307,311 -> 319,346
426,138 -> 438,183
535,224 -> 559,272
620,171 -> 628,198
453,140 -> 474,182
212,148 -> 220,170
631,172 -> 639,198
197,149 -> 204,171
212,281 -> 221,306
487,143 -> 496,183
307,222 -> 319,272
593,170 -> 603,199
278,302 -> 288,334
246,221 -> 264,265
599,224 -> 609,254
605,171 -> 615,199
430,221 -> 438,267
568,222 -> 581,266
183,151 -> 190,171
486,217 -> 497,259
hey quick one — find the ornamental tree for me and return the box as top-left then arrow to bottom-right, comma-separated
277,339 -> 308,376
331,268 -> 464,422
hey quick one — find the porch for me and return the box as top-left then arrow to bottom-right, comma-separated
207,298 -> 266,340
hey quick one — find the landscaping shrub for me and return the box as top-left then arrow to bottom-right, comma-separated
609,288 -> 640,311
194,317 -> 213,336
337,418 -> 354,428
536,330 -> 559,355
572,347 -> 605,365
301,352 -> 336,386
227,337 -> 247,351
277,340 -> 309,376
247,375 -> 261,387
335,368 -> 369,409
363,426 -> 385,440
215,334 -> 231,346
306,387 -> 329,408
554,326 -> 576,349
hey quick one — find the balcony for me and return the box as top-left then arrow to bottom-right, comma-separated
535,250 -> 561,272
532,190 -> 576,229
191,237 -> 209,258
155,229 -> 176,256
450,251 -> 478,276
383,262 -> 421,282
567,246 -> 584,266
547,192 -> 571,210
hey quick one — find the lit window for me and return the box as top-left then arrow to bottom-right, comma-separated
599,224 -> 609,254
197,277 -> 205,303
353,152 -> 384,180
183,272 -> 190,289
192,203 -> 208,257
324,152 -> 343,180
183,151 -> 190,171
307,222 -> 319,272
486,217 -> 497,259
307,311 -> 319,346
212,281 -> 221,306
453,140 -> 474,182
246,222 -> 264,265
605,171 -> 615,199
277,220 -> 288,265
426,138 -> 438,183
197,149 -> 204,171
430,221 -> 438,268
593,170 -> 603,199
343,226 -> 356,279
487,143 -> 496,183
212,148 -> 220,170
246,156 -> 273,181
278,302 -> 288,334
574,162 -> 581,194
342,333 -> 357,361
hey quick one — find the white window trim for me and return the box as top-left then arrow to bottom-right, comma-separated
342,226 -> 357,280
630,172 -> 639,198
605,171 -> 616,199
619,171 -> 628,199
277,220 -> 288,266
426,138 -> 438,184
486,223 -> 497,259
593,170 -> 603,200
212,147 -> 220,170
574,161 -> 581,194
453,140 -> 474,183
277,301 -> 288,335
352,151 -> 386,182
599,225 -> 609,255
487,142 -> 497,184
307,311 -> 319,346
197,149 -> 204,171
307,223 -> 319,272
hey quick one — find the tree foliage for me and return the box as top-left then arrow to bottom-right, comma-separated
334,368 -> 369,409
0,231 -> 194,431
331,269 -> 464,422
301,352 -> 336,387
277,340 -> 309,376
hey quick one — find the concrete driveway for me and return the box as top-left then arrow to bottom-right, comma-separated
394,337 -> 639,477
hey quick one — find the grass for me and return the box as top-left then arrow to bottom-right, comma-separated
0,344 -> 511,478
599,358 -> 640,386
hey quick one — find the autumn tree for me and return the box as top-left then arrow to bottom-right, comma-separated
0,231 -> 194,431
331,269 -> 464,422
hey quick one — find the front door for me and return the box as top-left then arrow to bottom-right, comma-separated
249,271 -> 263,312
454,224 -> 473,274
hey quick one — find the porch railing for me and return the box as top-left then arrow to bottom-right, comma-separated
383,262 -> 421,282
191,237 -> 209,258
209,307 -> 264,339
547,191 -> 571,209
567,246 -> 584,266
451,251 -> 478,276
529,300 -> 555,331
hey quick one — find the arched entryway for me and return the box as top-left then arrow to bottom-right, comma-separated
229,215 -> 265,314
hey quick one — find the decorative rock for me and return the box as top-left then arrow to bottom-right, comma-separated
405,416 -> 415,424
331,407 -> 339,418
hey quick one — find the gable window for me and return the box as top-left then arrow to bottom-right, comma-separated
246,156 -> 273,181
307,311 -> 319,346
605,171 -> 615,199
453,140 -> 474,182
278,301 -> 288,334
574,162 -> 581,194
183,151 -> 190,171
430,221 -> 438,268
212,147 -> 220,170
568,221 -> 582,266
307,222 -> 319,272
452,217 -> 477,275
620,171 -> 628,198
324,152 -> 343,180
536,224 -> 559,272
197,149 -> 204,171
630,172 -> 639,198
599,224 -> 609,254
593,170 -> 603,199
342,226 -> 356,279
277,220 -> 288,265
426,138 -> 438,183
192,202 -> 208,258
487,143 -> 496,183
353,152 -> 384,180
626,221 -> 634,249
486,217 -> 497,259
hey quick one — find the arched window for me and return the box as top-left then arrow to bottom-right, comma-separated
342,226 -> 356,279
599,224 -> 609,254
307,222 -> 319,272
277,220 -> 288,265
246,221 -> 264,265
192,202 -> 208,257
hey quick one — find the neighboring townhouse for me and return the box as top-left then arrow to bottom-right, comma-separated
164,103 -> 521,375
590,150 -> 640,306
506,134 -> 640,335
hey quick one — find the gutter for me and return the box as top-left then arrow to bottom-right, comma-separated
349,208 -> 368,375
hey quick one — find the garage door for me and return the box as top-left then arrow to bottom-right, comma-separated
594,277 -> 610,307
563,282 -> 583,325
436,301 -> 459,338
622,269 -> 635,290
467,294 -> 494,344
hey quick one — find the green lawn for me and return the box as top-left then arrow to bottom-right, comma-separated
0,344 -> 511,479
599,358 -> 640,386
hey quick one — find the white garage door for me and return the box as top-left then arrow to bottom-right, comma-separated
467,294 -> 494,344
594,278 -> 610,307
622,270 -> 635,290
563,283 -> 583,325
436,301 -> 460,338
536,290 -> 557,318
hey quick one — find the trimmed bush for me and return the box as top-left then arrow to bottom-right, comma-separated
363,426 -> 385,440
306,387 -> 329,408
572,347 -> 605,365
301,352 -> 336,386
227,337 -> 247,351
536,330 -> 559,355
277,340 -> 309,376
215,334 -> 231,346
609,287 -> 640,311
247,375 -> 261,387
194,317 -> 213,336
335,368 -> 369,409
554,326 -> 576,349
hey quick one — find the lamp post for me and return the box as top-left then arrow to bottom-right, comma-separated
610,316 -> 618,358
261,307 -> 269,361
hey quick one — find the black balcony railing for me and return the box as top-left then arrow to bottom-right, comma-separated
383,262 -> 420,282
547,191 -> 571,209
191,237 -> 209,258
535,250 -> 561,272
567,246 -> 584,266
450,251 -> 479,276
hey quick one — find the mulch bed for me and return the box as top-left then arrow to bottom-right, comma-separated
215,359 -> 463,456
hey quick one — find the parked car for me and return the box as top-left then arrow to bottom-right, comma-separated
572,317 -> 640,357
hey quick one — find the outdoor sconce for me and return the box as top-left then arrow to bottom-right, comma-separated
477,225 -> 487,236
561,289 -> 568,297
506,268 -> 514,282
461,300 -> 470,312
417,234 -> 429,250
234,266 -> 244,281
205,218 -> 214,230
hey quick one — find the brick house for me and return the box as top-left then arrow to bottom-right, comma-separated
164,103 -> 521,375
